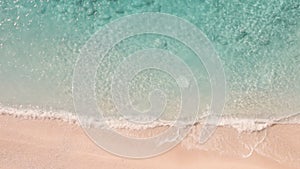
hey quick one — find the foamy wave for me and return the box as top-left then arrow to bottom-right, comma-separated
0,105 -> 78,124
0,104 -> 299,132
217,112 -> 300,132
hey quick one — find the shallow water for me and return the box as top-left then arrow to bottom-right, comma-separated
0,0 -> 300,126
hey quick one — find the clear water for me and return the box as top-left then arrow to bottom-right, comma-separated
1,0 -> 300,123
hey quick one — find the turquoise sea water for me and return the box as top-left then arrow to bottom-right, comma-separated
0,0 -> 300,124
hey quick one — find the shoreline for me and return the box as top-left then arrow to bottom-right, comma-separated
0,114 -> 299,169
1,105 -> 299,132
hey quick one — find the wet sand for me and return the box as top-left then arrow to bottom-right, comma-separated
0,115 -> 299,169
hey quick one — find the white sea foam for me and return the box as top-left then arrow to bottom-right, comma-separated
0,105 -> 78,124
1,104 -> 299,132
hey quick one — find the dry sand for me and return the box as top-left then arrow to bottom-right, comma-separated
0,115 -> 299,169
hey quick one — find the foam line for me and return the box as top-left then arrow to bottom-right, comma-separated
1,105 -> 299,132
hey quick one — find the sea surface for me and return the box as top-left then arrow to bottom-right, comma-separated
1,0 -> 300,129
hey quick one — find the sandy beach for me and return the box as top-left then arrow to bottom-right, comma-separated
0,114 -> 299,169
